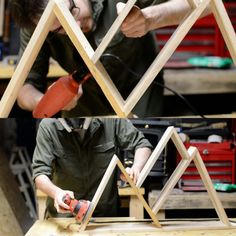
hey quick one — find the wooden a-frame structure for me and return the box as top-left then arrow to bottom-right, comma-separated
0,0 -> 236,117
78,126 -> 234,232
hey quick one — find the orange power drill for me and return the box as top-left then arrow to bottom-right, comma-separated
33,67 -> 91,118
63,193 -> 91,222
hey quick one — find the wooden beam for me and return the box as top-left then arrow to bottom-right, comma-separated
123,0 -> 210,115
92,0 -> 137,63
0,0 -> 56,117
80,155 -> 119,231
194,150 -> 231,226
171,129 -> 190,160
152,147 -> 196,214
0,148 -> 34,234
117,159 -> 161,227
0,0 -> 4,36
187,0 -> 197,9
54,0 -> 126,117
210,0 -> 236,65
25,217 -> 236,235
136,126 -> 175,188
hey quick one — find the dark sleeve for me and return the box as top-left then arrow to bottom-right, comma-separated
32,120 -> 56,181
115,119 -> 153,152
138,0 -> 168,8
18,28 -> 50,92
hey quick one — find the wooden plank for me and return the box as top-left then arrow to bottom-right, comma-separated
136,126 -> 175,188
210,0 -> 236,65
0,59 -> 67,79
118,187 -> 144,196
0,148 -> 34,234
0,0 -> 4,36
152,147 -> 196,214
0,0 -> 56,117
25,218 -> 236,235
54,0 -> 126,117
123,0 -> 210,115
129,195 -> 144,219
36,190 -> 47,220
80,155 -> 119,231
0,188 -> 23,236
36,188 -> 146,221
149,189 -> 236,210
164,68 -> 236,95
194,150 -> 230,226
92,0 -> 137,63
171,128 -> 190,160
116,159 -> 161,227
187,0 -> 197,9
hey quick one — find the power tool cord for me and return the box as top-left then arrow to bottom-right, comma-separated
101,53 -> 207,119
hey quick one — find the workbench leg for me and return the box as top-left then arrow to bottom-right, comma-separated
129,196 -> 144,219
156,210 -> 166,220
37,196 -> 46,220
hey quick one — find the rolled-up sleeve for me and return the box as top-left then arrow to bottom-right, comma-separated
32,121 -> 55,181
115,119 -> 153,152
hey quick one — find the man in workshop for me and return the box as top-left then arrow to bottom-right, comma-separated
32,118 -> 153,218
8,0 -> 210,117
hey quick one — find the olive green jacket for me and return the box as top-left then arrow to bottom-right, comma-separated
19,0 -> 167,117
32,118 -> 153,217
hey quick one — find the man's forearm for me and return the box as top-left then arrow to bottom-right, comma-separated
35,174 -> 63,199
133,147 -> 152,172
143,0 -> 211,31
17,84 -> 43,111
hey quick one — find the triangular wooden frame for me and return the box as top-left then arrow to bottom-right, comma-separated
0,0 -> 236,117
78,126 -> 233,232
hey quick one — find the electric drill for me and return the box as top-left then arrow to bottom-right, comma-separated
63,193 -> 91,222
33,67 -> 91,118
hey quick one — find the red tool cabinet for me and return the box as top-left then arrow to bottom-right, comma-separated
155,3 -> 236,60
177,141 -> 235,191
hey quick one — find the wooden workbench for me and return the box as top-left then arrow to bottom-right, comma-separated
164,66 -> 236,95
36,187 -> 145,221
25,217 -> 236,235
149,189 -> 236,219
1,57 -> 236,95
1,57 -> 236,117
0,57 -> 67,79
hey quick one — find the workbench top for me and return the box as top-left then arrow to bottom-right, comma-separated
0,56 -> 67,79
25,217 -> 236,236
164,66 -> 236,95
1,56 -> 236,95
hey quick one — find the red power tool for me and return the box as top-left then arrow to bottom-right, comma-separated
33,67 -> 91,118
63,193 -> 91,222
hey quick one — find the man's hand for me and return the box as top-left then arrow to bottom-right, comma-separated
63,85 -> 83,111
116,2 -> 149,38
120,166 -> 140,184
54,189 -> 75,213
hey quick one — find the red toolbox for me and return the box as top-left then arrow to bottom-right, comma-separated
155,3 -> 236,61
177,141 -> 235,191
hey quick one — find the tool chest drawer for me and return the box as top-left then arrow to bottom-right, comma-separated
177,142 -> 235,191
155,3 -> 236,60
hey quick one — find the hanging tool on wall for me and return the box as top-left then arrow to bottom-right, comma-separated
33,67 -> 91,118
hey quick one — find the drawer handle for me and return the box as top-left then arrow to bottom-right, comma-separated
202,149 -> 209,155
